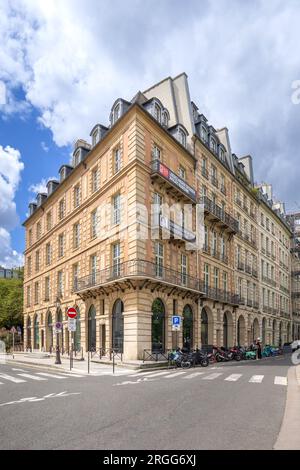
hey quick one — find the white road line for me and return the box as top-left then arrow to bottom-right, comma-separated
55,373 -> 85,378
139,371 -> 174,378
0,373 -> 26,383
182,372 -> 206,379
202,373 -> 223,380
274,376 -> 287,386
164,371 -> 187,378
36,373 -> 67,379
129,370 -> 166,377
225,374 -> 243,382
0,382 -> 3,385
12,368 -> 26,372
17,373 -> 47,381
249,375 -> 264,383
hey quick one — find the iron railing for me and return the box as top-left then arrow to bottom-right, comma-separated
75,259 -> 204,293
199,282 -> 240,305
151,159 -> 197,202
200,196 -> 239,233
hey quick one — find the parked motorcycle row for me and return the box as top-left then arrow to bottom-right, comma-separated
168,344 -> 283,369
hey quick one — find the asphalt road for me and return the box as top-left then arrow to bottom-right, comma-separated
0,355 -> 293,450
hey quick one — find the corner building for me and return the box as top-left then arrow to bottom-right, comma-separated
23,73 -> 294,360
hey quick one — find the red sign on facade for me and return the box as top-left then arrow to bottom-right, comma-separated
67,307 -> 77,319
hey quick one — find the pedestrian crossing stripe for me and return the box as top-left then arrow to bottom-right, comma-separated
183,372 -> 205,379
202,373 -> 223,380
274,376 -> 287,386
36,373 -> 67,379
164,371 -> 187,378
225,374 -> 243,382
0,373 -> 26,383
249,375 -> 264,383
17,373 -> 47,381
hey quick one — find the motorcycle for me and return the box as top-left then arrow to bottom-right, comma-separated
193,349 -> 209,367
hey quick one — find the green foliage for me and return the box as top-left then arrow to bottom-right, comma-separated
0,278 -> 23,329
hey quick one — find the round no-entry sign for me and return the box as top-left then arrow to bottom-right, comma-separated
67,307 -> 77,319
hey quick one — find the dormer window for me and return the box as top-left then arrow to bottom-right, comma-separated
178,128 -> 187,148
113,103 -> 120,124
210,138 -> 217,154
154,102 -> 161,123
152,145 -> 161,161
162,110 -> 169,127
201,126 -> 208,143
60,167 -> 66,181
73,149 -> 81,167
219,146 -> 225,162
92,128 -> 100,147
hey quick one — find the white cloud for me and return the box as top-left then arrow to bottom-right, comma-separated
28,176 -> 56,195
0,227 -> 24,268
0,145 -> 24,267
1,0 -> 300,206
41,141 -> 49,152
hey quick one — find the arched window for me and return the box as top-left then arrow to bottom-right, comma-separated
153,102 -> 161,123
182,305 -> 193,351
74,308 -> 81,352
152,299 -> 165,352
178,128 -> 187,147
112,300 -> 124,352
201,308 -> 208,346
46,312 -> 53,351
34,315 -> 39,350
27,316 -> 32,349
88,305 -> 96,352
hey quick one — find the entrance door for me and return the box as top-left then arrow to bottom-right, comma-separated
182,305 -> 193,351
112,300 -> 124,352
88,305 -> 96,351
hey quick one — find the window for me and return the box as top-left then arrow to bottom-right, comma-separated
90,255 -> 97,282
213,267 -> 219,289
162,111 -> 169,127
36,221 -> 42,240
203,264 -> 209,289
57,271 -> 64,297
27,256 -> 32,276
112,243 -> 121,277
178,128 -> 186,147
73,223 -> 80,249
59,199 -> 65,220
26,286 -> 31,307
112,193 -> 121,225
223,271 -> 228,292
74,185 -> 81,208
211,231 -> 217,256
179,166 -> 186,180
46,212 -> 52,231
181,254 -> 187,286
114,148 -> 121,173
92,128 -> 100,147
73,264 -> 79,291
201,157 -> 208,178
58,233 -> 65,258
113,103 -> 120,124
35,250 -> 40,272
44,277 -> 50,301
220,236 -> 225,260
219,147 -> 225,161
154,102 -> 161,123
210,138 -> 217,153
91,210 -> 98,238
28,229 -> 32,247
152,145 -> 161,160
74,149 -> 81,166
34,282 -> 39,304
155,242 -> 164,278
238,278 -> 243,298
45,243 -> 51,266
92,167 -> 99,193
204,225 -> 208,251
201,126 -> 208,143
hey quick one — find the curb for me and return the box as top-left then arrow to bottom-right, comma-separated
274,365 -> 300,450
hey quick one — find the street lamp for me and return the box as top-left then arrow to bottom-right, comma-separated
55,297 -> 62,365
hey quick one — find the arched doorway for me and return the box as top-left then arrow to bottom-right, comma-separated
33,315 -> 39,350
279,322 -> 282,347
27,316 -> 32,350
253,318 -> 260,341
272,319 -> 277,345
182,305 -> 193,351
151,299 -> 165,352
262,318 -> 266,345
223,313 -> 228,347
223,311 -> 233,348
74,308 -> 81,352
201,308 -> 209,346
46,312 -> 53,351
57,309 -> 64,352
112,300 -> 124,352
237,315 -> 246,346
88,305 -> 96,351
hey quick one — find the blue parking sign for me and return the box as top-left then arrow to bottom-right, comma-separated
172,316 -> 181,326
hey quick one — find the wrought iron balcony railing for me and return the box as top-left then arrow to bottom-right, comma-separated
199,282 -> 240,305
199,195 -> 239,234
74,259 -> 203,294
151,160 -> 197,203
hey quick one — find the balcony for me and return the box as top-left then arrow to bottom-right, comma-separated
74,259 -> 204,299
211,250 -> 228,264
200,196 -> 239,234
151,160 -> 197,203
237,261 -> 245,272
155,214 -> 196,244
199,282 -> 240,305
280,285 -> 289,295
262,276 -> 276,287
253,301 -> 259,309
246,299 -> 253,307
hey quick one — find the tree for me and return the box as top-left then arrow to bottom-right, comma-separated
0,278 -> 23,329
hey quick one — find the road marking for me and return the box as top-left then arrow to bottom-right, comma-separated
0,373 -> 26,383
225,374 -> 243,382
12,368 -> 26,372
249,375 -> 264,383
164,371 -> 187,378
140,371 -> 174,378
183,372 -> 206,379
202,373 -> 223,380
17,373 -> 47,381
55,372 -> 85,378
36,373 -> 67,379
129,370 -> 165,377
274,376 -> 287,386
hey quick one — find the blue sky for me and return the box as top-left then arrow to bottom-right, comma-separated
1,0 -> 300,267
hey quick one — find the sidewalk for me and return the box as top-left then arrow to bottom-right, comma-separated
274,365 -> 300,450
3,352 -> 168,375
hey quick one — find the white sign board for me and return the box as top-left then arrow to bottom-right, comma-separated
68,318 -> 76,332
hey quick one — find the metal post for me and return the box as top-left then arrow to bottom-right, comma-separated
55,332 -> 61,365
88,351 -> 90,374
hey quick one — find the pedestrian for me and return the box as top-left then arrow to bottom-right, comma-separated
256,338 -> 262,359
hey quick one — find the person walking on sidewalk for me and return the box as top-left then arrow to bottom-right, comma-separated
256,338 -> 262,359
